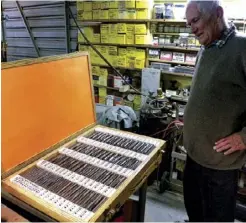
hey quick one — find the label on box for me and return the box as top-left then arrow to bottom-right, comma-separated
126,47 -> 137,57
172,52 -> 185,63
100,24 -> 109,34
92,34 -> 100,43
114,76 -> 123,88
117,23 -> 127,34
160,51 -> 173,61
109,34 -> 118,44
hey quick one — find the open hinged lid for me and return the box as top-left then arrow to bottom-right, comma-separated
1,52 -> 96,174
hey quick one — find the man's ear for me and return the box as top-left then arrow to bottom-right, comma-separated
216,6 -> 224,20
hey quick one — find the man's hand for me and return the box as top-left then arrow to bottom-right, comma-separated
214,133 -> 246,155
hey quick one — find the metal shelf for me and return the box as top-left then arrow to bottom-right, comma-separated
80,42 -> 200,52
162,70 -> 193,78
91,63 -> 142,71
148,58 -> 195,66
152,32 -> 195,37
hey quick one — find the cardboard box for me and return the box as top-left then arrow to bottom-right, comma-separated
77,2 -> 84,10
126,56 -> 136,68
109,34 -> 118,44
117,34 -> 126,44
100,24 -> 109,34
79,11 -> 93,20
100,10 -> 109,19
108,46 -> 118,55
126,0 -> 136,8
126,34 -> 134,44
101,34 -> 109,43
136,9 -> 149,19
92,34 -> 101,43
84,2 -> 92,11
109,0 -> 118,9
92,1 -> 101,10
135,34 -> 150,44
108,55 -> 118,67
135,24 -> 147,34
117,56 -> 127,67
98,46 -> 109,56
118,10 -> 128,19
99,87 -> 107,97
118,1 -> 127,9
124,100 -> 134,108
136,0 -> 150,8
185,53 -> 197,64
93,10 -> 100,20
127,9 -> 136,19
135,58 -> 145,69
109,24 -> 118,35
133,95 -> 141,110
126,47 -> 137,57
113,76 -> 123,88
172,52 -> 185,63
101,1 -> 110,9
114,96 -> 124,105
160,51 -> 173,61
136,49 -> 146,59
109,9 -> 119,19
118,48 -> 127,56
79,45 -> 89,52
117,23 -> 127,33
99,75 -> 108,86
99,96 -> 106,104
92,66 -> 101,75
78,27 -> 94,42
100,68 -> 108,76
126,24 -> 135,34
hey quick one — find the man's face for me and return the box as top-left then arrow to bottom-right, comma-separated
186,2 -> 219,46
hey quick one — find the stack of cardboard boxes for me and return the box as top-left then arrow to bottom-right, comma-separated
77,0 -> 153,20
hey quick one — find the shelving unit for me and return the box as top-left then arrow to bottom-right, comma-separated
92,63 -> 142,71
148,58 -> 195,66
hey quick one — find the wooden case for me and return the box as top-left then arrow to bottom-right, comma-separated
1,52 -> 165,222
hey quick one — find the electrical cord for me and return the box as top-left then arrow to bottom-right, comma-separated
68,7 -> 149,98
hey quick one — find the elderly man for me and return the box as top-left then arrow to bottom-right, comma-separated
183,0 -> 246,221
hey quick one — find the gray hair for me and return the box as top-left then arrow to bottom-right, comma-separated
187,0 -> 226,19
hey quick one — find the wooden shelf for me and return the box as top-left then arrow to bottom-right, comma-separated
80,42 -> 200,52
94,84 -> 141,94
152,32 -> 195,37
92,63 -> 142,71
148,58 -> 195,66
161,70 -> 193,78
78,19 -> 246,25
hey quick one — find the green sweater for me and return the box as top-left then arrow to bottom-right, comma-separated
184,32 -> 246,170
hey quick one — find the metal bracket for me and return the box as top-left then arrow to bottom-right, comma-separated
15,1 -> 40,57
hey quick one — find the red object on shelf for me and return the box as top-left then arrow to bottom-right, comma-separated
113,215 -> 124,222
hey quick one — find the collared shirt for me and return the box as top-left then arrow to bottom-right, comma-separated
204,23 -> 236,49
